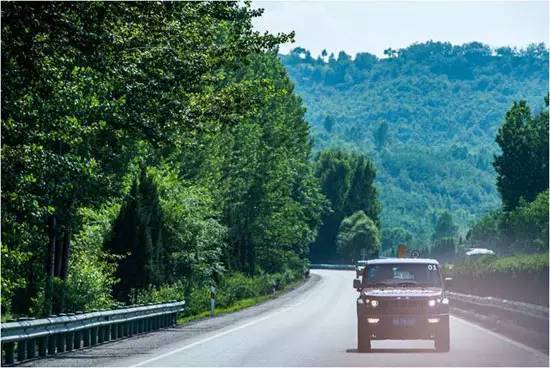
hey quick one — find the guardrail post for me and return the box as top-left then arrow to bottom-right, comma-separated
56,333 -> 65,353
111,324 -> 117,340
91,326 -> 98,345
38,336 -> 47,357
3,342 -> 15,364
26,338 -> 36,359
17,340 -> 26,362
65,331 -> 74,351
98,326 -> 104,344
118,323 -> 123,338
73,330 -> 81,349
82,328 -> 90,347
104,324 -> 111,342
48,334 -> 56,355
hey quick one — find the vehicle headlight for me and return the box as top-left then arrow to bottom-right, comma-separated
357,298 -> 365,304
428,299 -> 437,307
441,297 -> 449,305
370,300 -> 379,308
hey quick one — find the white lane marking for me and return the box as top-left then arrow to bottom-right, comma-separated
132,307 -> 289,367
133,274 -> 321,366
451,315 -> 549,359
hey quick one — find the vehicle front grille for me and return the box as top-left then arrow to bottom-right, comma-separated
377,298 -> 428,314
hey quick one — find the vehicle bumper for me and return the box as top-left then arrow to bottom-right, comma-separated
358,314 -> 449,340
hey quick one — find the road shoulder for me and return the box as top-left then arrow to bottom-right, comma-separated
18,274 -> 320,367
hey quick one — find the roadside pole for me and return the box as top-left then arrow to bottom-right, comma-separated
210,286 -> 216,318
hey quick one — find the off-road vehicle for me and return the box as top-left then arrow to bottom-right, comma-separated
353,258 -> 450,352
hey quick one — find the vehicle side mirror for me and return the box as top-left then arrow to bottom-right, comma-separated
353,278 -> 362,290
444,277 -> 453,289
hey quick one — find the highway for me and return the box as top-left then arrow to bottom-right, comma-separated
24,270 -> 549,367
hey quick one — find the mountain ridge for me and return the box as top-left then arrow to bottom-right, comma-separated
280,41 -> 548,247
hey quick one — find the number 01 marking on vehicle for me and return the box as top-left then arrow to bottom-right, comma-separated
427,264 -> 437,271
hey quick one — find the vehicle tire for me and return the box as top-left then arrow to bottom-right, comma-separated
357,320 -> 372,352
434,317 -> 450,352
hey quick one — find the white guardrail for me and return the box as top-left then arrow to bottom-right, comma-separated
0,300 -> 185,365
448,292 -> 548,329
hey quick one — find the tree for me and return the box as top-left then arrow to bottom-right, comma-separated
344,155 -> 380,223
493,98 -> 549,210
336,211 -> 380,262
1,1 -> 298,315
373,121 -> 389,151
323,115 -> 335,132
311,150 -> 379,262
432,212 -> 458,241
381,227 -> 413,254
104,168 -> 165,302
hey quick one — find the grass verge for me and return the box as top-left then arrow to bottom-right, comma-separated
177,277 -> 306,325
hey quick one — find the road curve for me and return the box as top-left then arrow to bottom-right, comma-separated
23,270 -> 549,367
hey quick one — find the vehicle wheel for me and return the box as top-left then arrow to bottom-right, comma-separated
434,317 -> 450,352
357,320 -> 372,352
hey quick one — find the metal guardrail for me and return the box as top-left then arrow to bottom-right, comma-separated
309,264 -> 355,270
0,300 -> 185,365
448,292 -> 548,331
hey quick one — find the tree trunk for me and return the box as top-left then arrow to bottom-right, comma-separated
54,226 -> 63,277
45,215 -> 57,315
60,227 -> 71,280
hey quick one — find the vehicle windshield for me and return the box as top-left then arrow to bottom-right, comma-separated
364,263 -> 441,287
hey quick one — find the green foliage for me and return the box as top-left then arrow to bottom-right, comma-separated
449,253 -> 549,304
430,237 -> 456,262
494,98 -> 549,210
311,150 -> 379,262
336,211 -> 380,261
104,168 -> 168,301
0,245 -> 31,314
280,41 -> 548,241
467,190 -> 549,254
373,122 -> 390,151
381,227 -> 413,255
432,212 -> 458,241
1,2 -> 322,317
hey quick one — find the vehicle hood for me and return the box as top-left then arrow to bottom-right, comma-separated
362,288 -> 442,298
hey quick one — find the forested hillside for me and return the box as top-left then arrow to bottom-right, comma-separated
280,42 -> 549,248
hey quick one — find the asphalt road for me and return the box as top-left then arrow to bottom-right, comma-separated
25,270 -> 549,367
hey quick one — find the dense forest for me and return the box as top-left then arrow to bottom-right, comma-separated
1,2 -> 336,318
280,43 -> 549,250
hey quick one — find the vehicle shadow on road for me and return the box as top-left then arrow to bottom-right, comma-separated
346,348 -> 436,354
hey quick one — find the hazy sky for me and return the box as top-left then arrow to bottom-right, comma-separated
252,1 -> 549,57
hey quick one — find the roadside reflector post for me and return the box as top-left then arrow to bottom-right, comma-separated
210,286 -> 216,318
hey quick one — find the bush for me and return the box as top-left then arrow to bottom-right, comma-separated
132,282 -> 187,305
449,253 -> 549,305
180,270 -> 303,317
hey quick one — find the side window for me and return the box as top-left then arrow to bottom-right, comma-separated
367,266 -> 377,280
